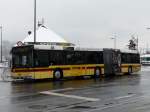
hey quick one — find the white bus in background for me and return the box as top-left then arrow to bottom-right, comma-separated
141,54 -> 150,65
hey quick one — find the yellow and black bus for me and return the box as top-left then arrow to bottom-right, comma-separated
11,45 -> 141,80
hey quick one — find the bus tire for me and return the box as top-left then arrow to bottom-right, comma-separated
53,69 -> 63,80
128,67 -> 132,75
94,67 -> 101,78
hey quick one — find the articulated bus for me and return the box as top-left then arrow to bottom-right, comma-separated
11,45 -> 141,80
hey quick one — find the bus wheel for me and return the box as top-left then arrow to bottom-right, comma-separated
128,67 -> 132,75
53,69 -> 63,80
94,67 -> 101,78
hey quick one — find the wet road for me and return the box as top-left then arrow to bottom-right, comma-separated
0,66 -> 150,112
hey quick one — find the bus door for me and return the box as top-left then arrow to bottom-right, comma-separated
103,49 -> 121,76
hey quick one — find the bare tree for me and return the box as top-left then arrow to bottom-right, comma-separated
128,35 -> 138,50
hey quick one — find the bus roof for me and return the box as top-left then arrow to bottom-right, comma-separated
34,45 -> 139,53
120,49 -> 139,54
74,47 -> 103,51
141,54 -> 150,58
12,45 -> 139,53
34,45 -> 103,51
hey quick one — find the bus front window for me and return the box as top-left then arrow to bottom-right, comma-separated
12,53 -> 32,68
13,54 -> 20,67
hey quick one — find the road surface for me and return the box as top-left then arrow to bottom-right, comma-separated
0,66 -> 149,112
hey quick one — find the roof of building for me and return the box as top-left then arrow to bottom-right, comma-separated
22,25 -> 68,44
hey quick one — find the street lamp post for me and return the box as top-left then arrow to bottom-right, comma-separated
146,28 -> 150,52
34,0 -> 36,43
0,26 -> 2,63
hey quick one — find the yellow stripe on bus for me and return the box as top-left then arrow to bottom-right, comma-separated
11,64 -> 141,80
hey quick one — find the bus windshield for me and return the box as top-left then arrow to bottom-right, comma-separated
12,46 -> 33,68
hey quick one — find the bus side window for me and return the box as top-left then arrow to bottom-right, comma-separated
49,51 -> 64,65
87,51 -> 99,64
66,51 -> 74,65
74,52 -> 84,64
34,53 -> 39,66
35,59 -> 39,66
121,53 -> 125,63
34,51 -> 49,67
131,54 -> 139,63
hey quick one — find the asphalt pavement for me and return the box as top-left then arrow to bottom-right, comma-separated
0,66 -> 149,112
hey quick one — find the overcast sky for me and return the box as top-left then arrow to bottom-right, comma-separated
0,0 -> 150,49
